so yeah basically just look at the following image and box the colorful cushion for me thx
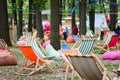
[16,41,26,46]
[102,50,120,60]
[43,40,50,48]
[0,49,9,53]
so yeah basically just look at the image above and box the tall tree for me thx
[59,0,62,24]
[109,0,118,31]
[89,1,95,33]
[17,0,23,40]
[71,0,75,28]
[11,0,17,25]
[34,0,47,38]
[50,0,60,50]
[35,5,44,38]
[28,0,33,32]
[79,0,87,35]
[0,0,12,46]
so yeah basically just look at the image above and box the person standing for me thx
[63,26,68,41]
[100,22,105,40]
[72,25,79,42]
[72,25,78,35]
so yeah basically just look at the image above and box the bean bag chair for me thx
[66,34,75,43]
[102,50,120,60]
[45,44,62,60]
[0,49,9,53]
[72,35,80,42]
[114,30,120,35]
[60,43,71,50]
[0,50,17,66]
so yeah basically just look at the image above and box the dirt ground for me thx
[0,48,120,80]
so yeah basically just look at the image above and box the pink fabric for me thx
[16,41,26,46]
[43,40,50,48]
[0,49,9,52]
[102,50,120,60]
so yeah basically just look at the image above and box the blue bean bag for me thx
[60,44,71,50]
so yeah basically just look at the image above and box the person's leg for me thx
[100,31,104,40]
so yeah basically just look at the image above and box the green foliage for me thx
[33,0,47,10]
[88,2,104,12]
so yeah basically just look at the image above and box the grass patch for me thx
[104,63,119,71]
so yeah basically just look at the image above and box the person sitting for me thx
[114,21,120,35]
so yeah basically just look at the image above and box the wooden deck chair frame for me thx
[58,49,82,80]
[95,34,119,52]
[17,46,54,75]
[68,53,113,80]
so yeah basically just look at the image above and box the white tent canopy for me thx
[86,13,108,28]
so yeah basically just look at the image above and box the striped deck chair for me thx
[95,34,119,52]
[72,41,81,49]
[26,41,54,59]
[45,44,62,60]
[68,54,113,80]
[17,46,54,75]
[77,38,94,54]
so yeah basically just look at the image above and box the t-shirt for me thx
[72,27,78,35]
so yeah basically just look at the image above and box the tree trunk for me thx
[35,6,44,38]
[72,0,75,28]
[79,0,87,35]
[109,0,118,31]
[59,0,62,24]
[0,0,12,46]
[17,1,23,40]
[28,0,33,32]
[11,0,17,25]
[89,2,95,33]
[50,0,60,50]
[33,4,36,28]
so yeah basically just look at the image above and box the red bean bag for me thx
[0,50,17,66]
[66,34,75,43]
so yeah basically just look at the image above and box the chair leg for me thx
[28,65,45,75]
[17,62,35,73]
[71,69,75,80]
[45,63,54,72]
[65,64,69,80]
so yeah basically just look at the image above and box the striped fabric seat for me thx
[78,39,94,55]
[26,41,54,59]
[45,44,62,60]
[103,32,113,45]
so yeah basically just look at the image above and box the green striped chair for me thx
[77,38,94,55]
[45,44,62,60]
[26,41,54,59]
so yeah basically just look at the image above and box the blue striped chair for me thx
[77,38,94,55]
